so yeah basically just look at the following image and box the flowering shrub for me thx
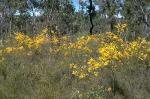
[66,32,150,80]
[0,26,150,98]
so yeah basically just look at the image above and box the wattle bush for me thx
[0,26,150,99]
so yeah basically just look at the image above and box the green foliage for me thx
[86,86,105,99]
[0,0,150,99]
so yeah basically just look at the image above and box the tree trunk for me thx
[89,0,94,35]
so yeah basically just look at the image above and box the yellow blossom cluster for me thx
[87,58,101,72]
[34,33,49,48]
[15,32,26,44]
[69,63,88,79]
[4,27,65,55]
[98,43,122,67]
[5,46,24,54]
[50,36,59,44]
[69,32,150,79]
[1,27,150,80]
[115,22,128,33]
[104,32,123,43]
[15,31,48,49]
[70,35,97,48]
[67,35,97,54]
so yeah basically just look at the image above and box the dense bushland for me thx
[0,23,150,99]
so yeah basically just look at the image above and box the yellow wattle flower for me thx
[5,47,15,53]
[41,27,48,34]
[94,72,98,77]
[15,32,25,44]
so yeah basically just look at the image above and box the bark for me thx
[89,0,94,35]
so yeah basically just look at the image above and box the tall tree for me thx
[89,0,94,35]
[122,0,150,38]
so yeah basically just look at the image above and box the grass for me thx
[0,27,150,99]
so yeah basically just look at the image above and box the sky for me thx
[72,0,80,11]
[72,0,99,11]
[27,0,81,16]
[14,0,80,16]
[72,0,123,18]
[16,0,121,17]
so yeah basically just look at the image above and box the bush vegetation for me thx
[0,23,150,99]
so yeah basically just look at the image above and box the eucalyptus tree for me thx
[122,0,150,38]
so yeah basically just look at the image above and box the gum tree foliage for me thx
[0,0,77,36]
[122,0,150,38]
[0,0,150,38]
